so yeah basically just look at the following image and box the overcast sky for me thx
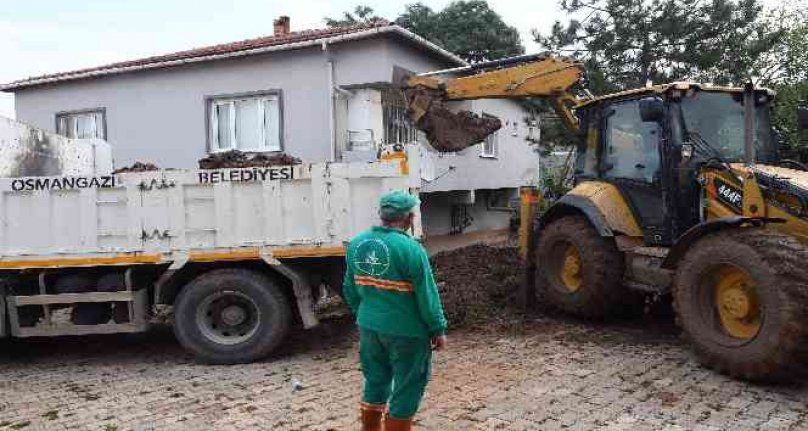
[0,0,790,119]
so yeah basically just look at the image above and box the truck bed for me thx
[0,151,420,269]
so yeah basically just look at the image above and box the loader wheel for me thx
[673,229,808,381]
[535,216,625,318]
[173,269,291,364]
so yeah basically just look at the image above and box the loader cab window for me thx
[573,111,600,179]
[602,100,661,183]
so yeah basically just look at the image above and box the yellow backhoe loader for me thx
[402,53,808,381]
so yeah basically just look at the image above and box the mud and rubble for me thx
[112,161,159,174]
[432,244,522,327]
[404,87,502,152]
[198,150,302,169]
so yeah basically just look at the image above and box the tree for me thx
[327,1,525,63]
[766,22,808,161]
[535,0,788,93]
[396,1,524,63]
[324,5,386,27]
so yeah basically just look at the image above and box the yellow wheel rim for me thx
[560,244,583,292]
[713,266,761,339]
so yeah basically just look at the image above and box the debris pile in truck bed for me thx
[432,244,523,327]
[198,150,302,169]
[113,161,159,174]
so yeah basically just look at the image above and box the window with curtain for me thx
[209,93,281,152]
[56,109,106,139]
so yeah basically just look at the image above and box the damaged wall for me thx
[0,116,112,177]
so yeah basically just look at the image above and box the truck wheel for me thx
[535,215,625,318]
[673,229,808,381]
[173,269,292,364]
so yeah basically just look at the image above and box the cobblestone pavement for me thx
[1,313,806,431]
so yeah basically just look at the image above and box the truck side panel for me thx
[0,152,419,264]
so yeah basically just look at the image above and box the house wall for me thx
[14,47,331,168]
[13,36,456,170]
[421,189,516,237]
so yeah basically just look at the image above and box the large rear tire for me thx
[673,228,808,381]
[173,269,292,364]
[535,215,626,318]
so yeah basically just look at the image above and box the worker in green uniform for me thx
[343,189,448,431]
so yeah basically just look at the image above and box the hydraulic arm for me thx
[402,53,588,151]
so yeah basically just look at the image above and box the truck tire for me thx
[673,228,808,381]
[535,215,625,318]
[173,269,292,364]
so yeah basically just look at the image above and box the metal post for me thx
[743,82,756,165]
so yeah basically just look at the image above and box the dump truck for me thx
[0,123,421,364]
[402,53,808,381]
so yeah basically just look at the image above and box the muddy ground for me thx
[432,244,523,328]
[0,245,806,430]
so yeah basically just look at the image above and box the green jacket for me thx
[343,226,447,339]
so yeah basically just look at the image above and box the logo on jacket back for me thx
[354,238,391,276]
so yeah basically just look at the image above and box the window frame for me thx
[204,89,284,153]
[381,88,419,146]
[54,107,107,140]
[600,99,662,184]
[480,113,498,158]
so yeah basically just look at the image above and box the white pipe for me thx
[323,41,336,162]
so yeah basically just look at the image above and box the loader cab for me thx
[573,84,778,246]
[574,91,671,245]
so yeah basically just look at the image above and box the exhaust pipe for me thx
[743,82,756,166]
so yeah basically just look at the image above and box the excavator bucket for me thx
[397,52,586,152]
[403,86,502,152]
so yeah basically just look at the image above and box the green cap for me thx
[379,189,420,218]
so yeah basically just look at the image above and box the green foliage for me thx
[772,81,808,161]
[779,22,808,83]
[538,0,807,158]
[324,5,385,27]
[540,163,573,202]
[326,1,525,63]
[396,1,524,63]
[521,100,577,154]
[761,20,808,161]
[535,0,788,92]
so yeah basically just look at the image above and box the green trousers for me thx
[359,328,433,419]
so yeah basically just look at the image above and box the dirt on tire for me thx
[673,228,808,381]
[432,244,523,328]
[534,216,626,319]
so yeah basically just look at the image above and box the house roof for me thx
[2,22,466,91]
